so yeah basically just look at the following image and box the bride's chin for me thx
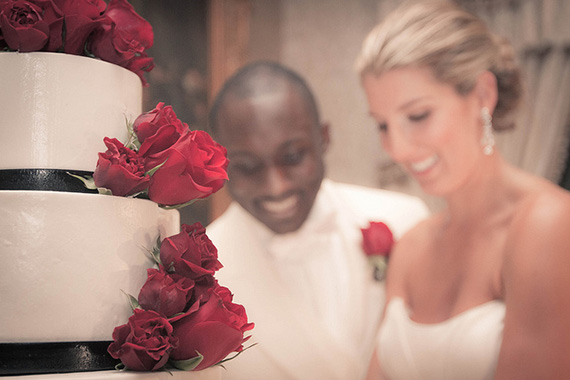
[415,178,446,197]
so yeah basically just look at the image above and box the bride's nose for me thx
[382,127,415,163]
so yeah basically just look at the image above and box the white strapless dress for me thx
[378,297,505,380]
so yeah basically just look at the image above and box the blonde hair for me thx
[356,0,522,130]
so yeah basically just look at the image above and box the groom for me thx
[206,61,428,380]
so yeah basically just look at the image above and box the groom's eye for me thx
[231,161,263,176]
[280,148,305,166]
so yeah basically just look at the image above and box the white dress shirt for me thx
[207,179,429,380]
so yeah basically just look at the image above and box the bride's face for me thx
[362,67,484,197]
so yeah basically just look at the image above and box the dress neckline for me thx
[388,297,505,327]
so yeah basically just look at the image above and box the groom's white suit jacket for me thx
[207,179,429,380]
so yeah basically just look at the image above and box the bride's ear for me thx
[475,71,498,113]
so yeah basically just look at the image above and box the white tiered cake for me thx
[0,52,221,380]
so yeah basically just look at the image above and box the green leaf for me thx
[216,342,258,366]
[127,189,148,199]
[145,159,168,177]
[97,187,113,196]
[124,116,141,150]
[369,256,388,269]
[114,362,126,371]
[121,290,140,311]
[170,352,204,371]
[67,172,98,190]
[160,198,196,210]
[150,243,162,266]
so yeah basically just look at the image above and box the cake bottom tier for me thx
[0,190,180,344]
[0,190,181,375]
[1,367,222,380]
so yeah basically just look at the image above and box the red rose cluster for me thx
[108,223,254,372]
[93,102,229,208]
[0,0,154,83]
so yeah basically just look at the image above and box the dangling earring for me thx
[480,107,495,156]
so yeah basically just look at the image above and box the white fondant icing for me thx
[1,367,222,380]
[0,52,142,171]
[0,191,179,343]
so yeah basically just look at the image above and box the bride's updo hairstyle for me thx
[356,0,523,130]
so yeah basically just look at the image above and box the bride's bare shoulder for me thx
[504,179,570,285]
[392,212,442,253]
[509,179,570,244]
[387,214,440,270]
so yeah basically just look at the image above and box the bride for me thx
[356,1,570,379]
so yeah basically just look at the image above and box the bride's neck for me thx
[443,154,517,226]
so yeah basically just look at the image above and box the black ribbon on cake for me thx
[0,341,120,375]
[0,169,98,193]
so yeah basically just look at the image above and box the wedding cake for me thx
[0,52,221,380]
[0,0,253,376]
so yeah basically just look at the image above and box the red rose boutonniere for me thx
[361,221,394,281]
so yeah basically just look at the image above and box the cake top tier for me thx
[0,52,142,172]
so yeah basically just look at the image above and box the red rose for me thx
[93,137,149,196]
[0,0,64,52]
[160,223,223,280]
[53,0,106,54]
[144,130,229,206]
[361,221,394,257]
[88,0,153,84]
[132,103,227,206]
[170,285,254,371]
[191,274,218,305]
[133,102,189,146]
[138,268,195,318]
[108,308,178,371]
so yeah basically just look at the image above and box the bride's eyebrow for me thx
[399,96,431,110]
[369,96,431,119]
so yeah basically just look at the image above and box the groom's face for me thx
[215,84,327,234]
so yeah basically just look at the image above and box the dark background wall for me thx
[131,0,211,226]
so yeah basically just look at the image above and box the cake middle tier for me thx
[0,191,179,343]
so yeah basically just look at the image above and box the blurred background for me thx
[130,0,570,226]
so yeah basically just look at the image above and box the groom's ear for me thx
[319,122,331,153]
